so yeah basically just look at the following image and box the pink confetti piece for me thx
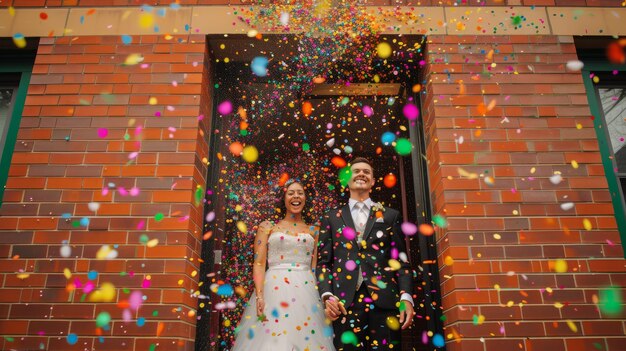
[128,152,138,159]
[97,128,108,138]
[102,187,109,196]
[142,279,151,289]
[129,187,140,196]
[137,220,145,230]
[118,187,128,196]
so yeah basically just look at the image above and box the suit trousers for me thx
[332,285,401,350]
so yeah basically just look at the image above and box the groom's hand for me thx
[399,300,415,330]
[324,296,347,320]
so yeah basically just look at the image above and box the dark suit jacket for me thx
[316,203,414,310]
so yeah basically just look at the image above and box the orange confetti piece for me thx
[156,322,165,336]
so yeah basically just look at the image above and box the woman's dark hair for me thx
[274,179,315,225]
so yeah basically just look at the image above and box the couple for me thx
[232,157,416,350]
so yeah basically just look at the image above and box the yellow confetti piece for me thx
[149,97,158,105]
[458,167,478,179]
[546,287,553,293]
[576,123,583,130]
[64,268,72,279]
[506,300,515,307]
[494,284,501,291]
[388,259,401,271]
[554,302,564,309]
[146,238,159,248]
[583,218,592,230]
[566,320,578,333]
[139,13,154,28]
[236,221,248,233]
[96,245,113,259]
[444,256,454,266]
[376,42,392,59]
[571,160,579,169]
[386,316,400,330]
[191,270,197,277]
[553,259,568,273]
[124,53,144,65]
[16,273,30,279]
[177,279,184,285]
[9,6,15,16]
[89,282,116,302]
[493,233,501,240]
[530,167,536,174]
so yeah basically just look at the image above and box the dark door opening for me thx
[195,35,444,351]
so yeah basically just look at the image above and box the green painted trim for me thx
[0,71,31,208]
[581,68,626,258]
[0,64,33,73]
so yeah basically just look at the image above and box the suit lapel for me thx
[340,204,356,236]
[362,207,376,241]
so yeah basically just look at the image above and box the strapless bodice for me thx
[267,232,314,270]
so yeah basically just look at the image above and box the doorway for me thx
[195,35,444,351]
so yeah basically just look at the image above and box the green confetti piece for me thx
[338,166,352,187]
[599,287,623,316]
[432,214,448,228]
[139,234,149,244]
[394,138,412,156]
[149,344,156,351]
[340,331,358,346]
[152,310,159,317]
[399,300,406,312]
[302,143,310,152]
[194,186,204,206]
[154,213,164,222]
[5,337,14,342]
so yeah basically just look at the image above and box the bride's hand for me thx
[256,296,265,317]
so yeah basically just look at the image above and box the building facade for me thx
[0,1,625,351]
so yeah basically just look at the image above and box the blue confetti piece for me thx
[80,217,89,226]
[61,213,72,219]
[141,5,154,12]
[67,334,78,345]
[153,26,160,33]
[247,328,254,339]
[432,333,445,348]
[87,270,98,280]
[137,317,145,327]
[80,16,84,24]
[157,8,166,17]
[170,3,181,10]
[216,284,233,296]
[121,35,132,45]
[184,24,190,31]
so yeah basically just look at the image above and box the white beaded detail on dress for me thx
[267,232,314,270]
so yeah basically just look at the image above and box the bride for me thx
[231,180,335,351]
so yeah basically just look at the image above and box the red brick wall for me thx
[423,35,626,351]
[1,0,623,7]
[0,35,210,350]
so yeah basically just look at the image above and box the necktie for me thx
[355,202,368,235]
[354,202,368,291]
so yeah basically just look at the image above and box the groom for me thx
[317,157,415,350]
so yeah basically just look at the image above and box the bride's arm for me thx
[253,221,272,300]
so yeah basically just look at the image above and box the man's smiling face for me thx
[348,161,375,194]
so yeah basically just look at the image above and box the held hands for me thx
[398,300,415,330]
[324,296,347,321]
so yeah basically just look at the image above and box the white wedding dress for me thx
[231,232,335,351]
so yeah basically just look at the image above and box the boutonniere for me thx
[371,202,385,214]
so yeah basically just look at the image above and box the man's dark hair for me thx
[351,157,373,170]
